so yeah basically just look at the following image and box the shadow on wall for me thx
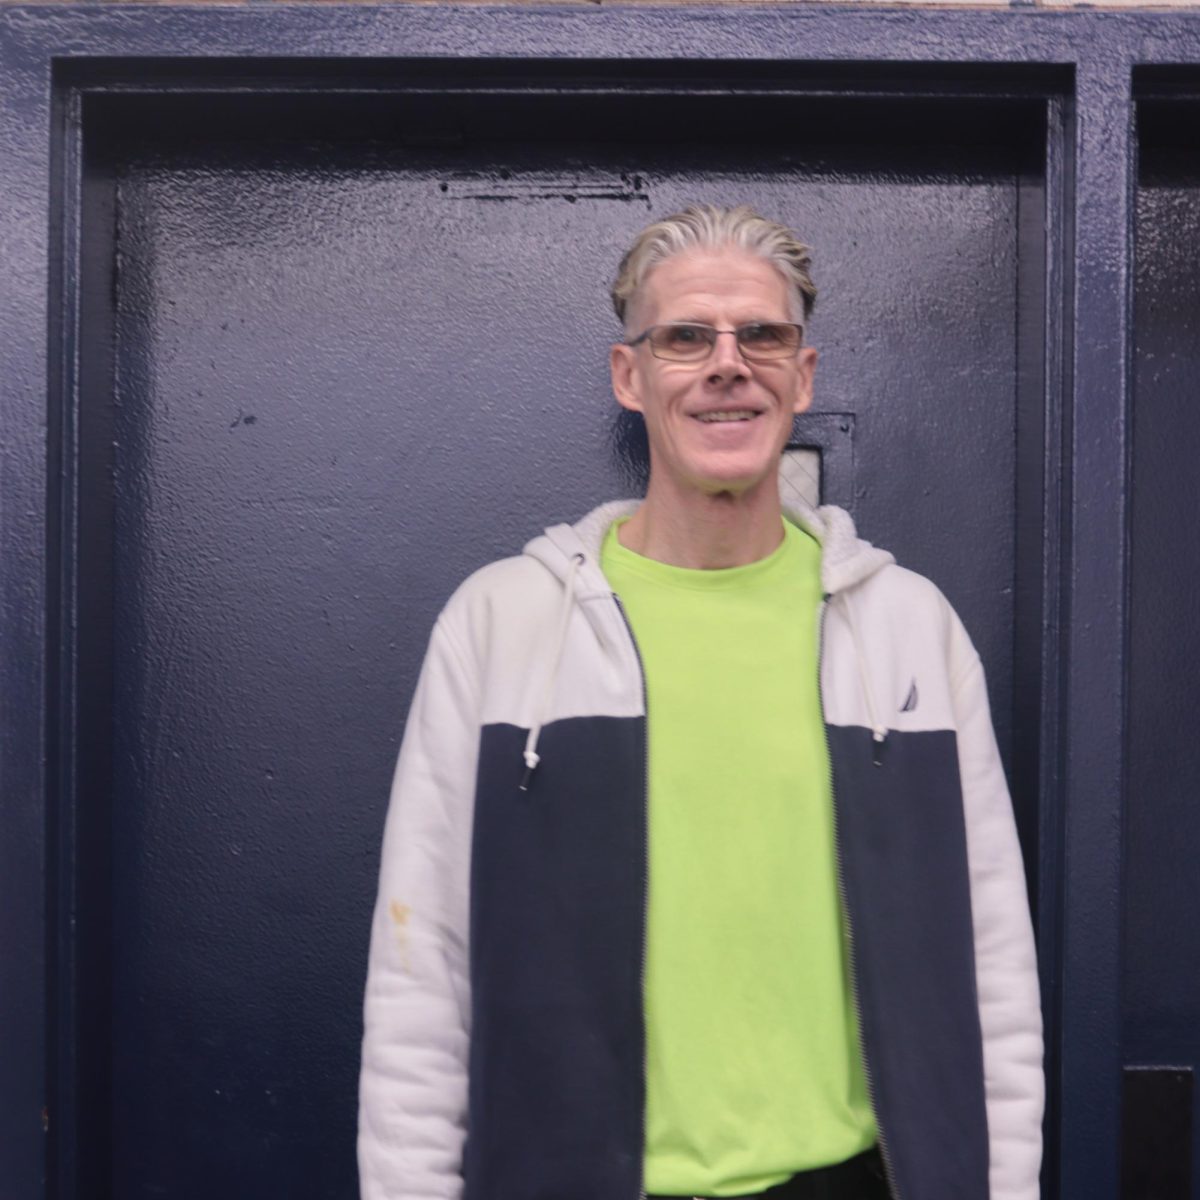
[612,409,650,494]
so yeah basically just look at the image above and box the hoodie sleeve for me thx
[359,612,480,1200]
[949,612,1045,1200]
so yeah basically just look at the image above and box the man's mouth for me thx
[692,410,760,424]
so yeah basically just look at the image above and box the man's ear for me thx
[791,346,818,415]
[610,343,645,414]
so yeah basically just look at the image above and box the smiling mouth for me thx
[692,410,761,423]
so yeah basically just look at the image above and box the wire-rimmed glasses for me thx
[625,321,804,363]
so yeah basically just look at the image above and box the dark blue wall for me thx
[1,10,1199,1200]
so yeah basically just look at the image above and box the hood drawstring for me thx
[520,502,897,783]
[520,552,585,792]
[839,591,890,766]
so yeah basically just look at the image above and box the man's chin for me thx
[689,468,777,501]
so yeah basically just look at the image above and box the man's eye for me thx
[740,323,781,346]
[665,325,707,346]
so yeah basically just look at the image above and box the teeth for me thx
[695,410,757,423]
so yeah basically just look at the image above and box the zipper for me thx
[612,593,651,1200]
[818,595,904,1200]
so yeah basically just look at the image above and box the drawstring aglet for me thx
[871,729,888,768]
[519,749,541,792]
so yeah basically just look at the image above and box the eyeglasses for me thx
[625,321,804,363]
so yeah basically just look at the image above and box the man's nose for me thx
[705,329,749,380]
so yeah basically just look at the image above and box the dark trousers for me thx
[646,1146,892,1200]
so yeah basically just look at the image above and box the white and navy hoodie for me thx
[358,499,1044,1200]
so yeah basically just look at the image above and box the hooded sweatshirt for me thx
[358,498,1044,1200]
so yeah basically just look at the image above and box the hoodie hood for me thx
[523,496,894,598]
[516,497,897,787]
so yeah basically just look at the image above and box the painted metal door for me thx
[77,88,1041,1198]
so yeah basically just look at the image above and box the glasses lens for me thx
[736,322,802,359]
[648,324,716,360]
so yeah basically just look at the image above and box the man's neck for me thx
[618,480,787,569]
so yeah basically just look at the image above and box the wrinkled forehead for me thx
[632,246,799,326]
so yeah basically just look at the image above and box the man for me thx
[358,204,1044,1200]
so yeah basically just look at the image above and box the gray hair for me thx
[611,203,817,330]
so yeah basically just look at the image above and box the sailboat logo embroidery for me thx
[899,679,919,713]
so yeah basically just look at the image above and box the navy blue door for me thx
[73,89,1043,1198]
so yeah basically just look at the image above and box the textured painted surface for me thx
[0,15,52,1200]
[101,110,1023,1196]
[1052,61,1133,1200]
[1126,127,1200,1096]
[3,0,1199,8]
[0,2,1188,63]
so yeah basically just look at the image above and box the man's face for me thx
[610,247,816,502]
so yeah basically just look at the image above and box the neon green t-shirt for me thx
[600,518,877,1197]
